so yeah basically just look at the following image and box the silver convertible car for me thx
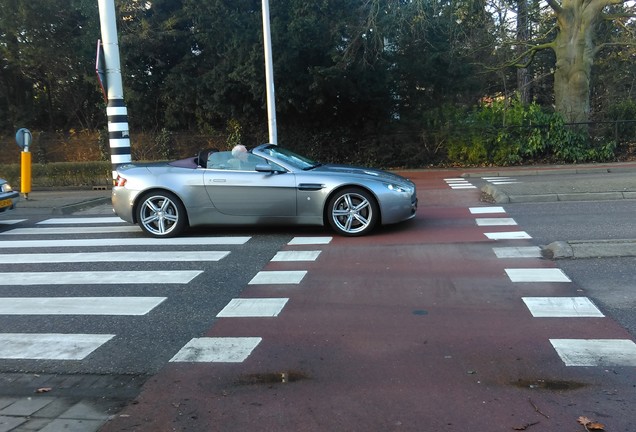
[112,144,417,237]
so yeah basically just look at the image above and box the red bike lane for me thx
[101,170,636,432]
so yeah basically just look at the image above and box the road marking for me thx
[288,237,332,245]
[550,339,636,366]
[444,179,477,189]
[475,218,517,226]
[0,251,229,264]
[505,268,571,283]
[248,270,307,285]
[0,237,250,248]
[2,226,141,235]
[469,207,506,214]
[483,177,519,185]
[482,177,519,184]
[0,219,26,225]
[170,337,262,362]
[38,217,126,224]
[0,271,203,286]
[271,251,321,261]
[522,297,604,317]
[485,231,531,240]
[217,298,289,317]
[0,334,114,360]
[493,246,542,258]
[0,297,167,315]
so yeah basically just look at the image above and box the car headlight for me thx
[385,183,412,194]
[1,183,13,193]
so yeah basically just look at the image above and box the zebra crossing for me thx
[471,205,636,367]
[444,176,520,190]
[0,215,248,364]
[168,236,329,363]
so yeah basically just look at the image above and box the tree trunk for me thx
[516,0,531,105]
[552,0,603,124]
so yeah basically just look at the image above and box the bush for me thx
[0,161,111,188]
[441,96,616,166]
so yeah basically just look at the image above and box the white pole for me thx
[97,0,132,178]
[261,0,277,144]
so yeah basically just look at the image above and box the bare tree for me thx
[511,0,635,123]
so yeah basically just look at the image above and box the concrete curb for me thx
[542,239,636,259]
[51,197,112,215]
[480,185,636,204]
[464,164,636,178]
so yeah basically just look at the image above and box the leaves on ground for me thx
[577,416,606,431]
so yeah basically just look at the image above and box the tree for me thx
[511,0,635,123]
[0,0,102,132]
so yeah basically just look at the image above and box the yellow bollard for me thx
[21,150,31,199]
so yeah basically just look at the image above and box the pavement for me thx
[0,162,635,431]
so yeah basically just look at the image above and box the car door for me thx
[203,157,297,217]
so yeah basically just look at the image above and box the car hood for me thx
[311,164,413,185]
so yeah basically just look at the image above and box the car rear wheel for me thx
[137,191,187,237]
[327,188,378,236]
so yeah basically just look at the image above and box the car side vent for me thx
[298,183,325,191]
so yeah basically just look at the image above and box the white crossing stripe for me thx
[444,178,474,187]
[522,297,604,317]
[0,237,250,248]
[0,333,115,360]
[485,231,531,240]
[0,270,203,286]
[0,251,229,264]
[493,247,542,258]
[0,219,26,225]
[170,337,262,363]
[249,270,307,285]
[505,268,571,283]
[475,218,517,226]
[470,207,506,214]
[288,237,332,245]
[2,226,140,235]
[482,177,517,184]
[550,339,636,367]
[0,297,166,315]
[271,251,321,262]
[38,217,125,224]
[217,298,289,317]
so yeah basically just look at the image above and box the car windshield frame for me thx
[258,145,319,170]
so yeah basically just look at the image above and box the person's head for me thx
[231,144,248,161]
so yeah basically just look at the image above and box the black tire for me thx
[327,188,379,236]
[136,191,187,238]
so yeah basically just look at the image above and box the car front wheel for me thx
[327,188,378,236]
[136,191,187,237]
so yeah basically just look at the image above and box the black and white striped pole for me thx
[97,0,131,180]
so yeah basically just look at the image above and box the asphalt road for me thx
[503,200,636,338]
[0,212,292,375]
[2,168,636,432]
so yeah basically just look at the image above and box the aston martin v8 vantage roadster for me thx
[112,144,417,237]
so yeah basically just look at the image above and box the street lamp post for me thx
[262,0,277,145]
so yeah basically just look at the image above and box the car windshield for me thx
[260,145,319,170]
